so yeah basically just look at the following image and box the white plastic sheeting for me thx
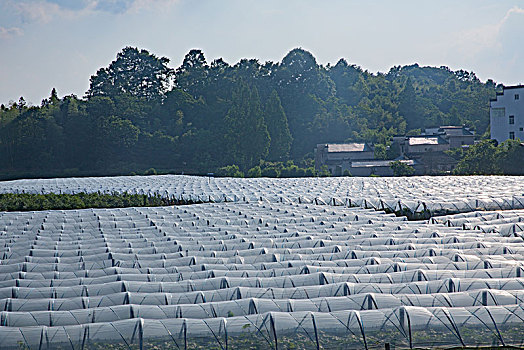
[431,209,524,238]
[0,203,524,349]
[2,175,524,216]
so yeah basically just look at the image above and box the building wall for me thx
[490,86,524,143]
[411,152,457,174]
[324,151,374,161]
[314,145,326,170]
[325,159,352,175]
[350,164,423,177]
[446,135,475,149]
[350,166,394,177]
[406,143,449,153]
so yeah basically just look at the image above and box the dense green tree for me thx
[398,77,418,130]
[216,164,244,177]
[91,115,140,170]
[86,47,173,101]
[246,165,262,178]
[390,161,415,176]
[61,95,91,170]
[86,96,115,118]
[276,48,335,100]
[205,58,235,112]
[224,84,270,170]
[175,49,209,99]
[275,48,337,157]
[111,93,154,131]
[453,139,524,175]
[264,90,292,161]
[41,88,59,108]
[328,59,363,105]
[454,140,500,175]
[374,144,388,160]
[496,139,524,175]
[98,115,140,149]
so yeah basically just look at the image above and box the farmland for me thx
[0,175,523,349]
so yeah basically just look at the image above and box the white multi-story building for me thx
[490,85,524,143]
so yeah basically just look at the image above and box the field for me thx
[0,175,523,349]
[2,175,524,218]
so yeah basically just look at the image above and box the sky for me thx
[1,0,524,105]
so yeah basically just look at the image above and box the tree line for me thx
[0,47,500,179]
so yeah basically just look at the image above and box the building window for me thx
[516,94,520,100]
[509,115,515,124]
[492,107,505,118]
[521,127,524,132]
[510,132,515,140]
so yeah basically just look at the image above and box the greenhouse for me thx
[0,199,523,349]
[2,175,524,217]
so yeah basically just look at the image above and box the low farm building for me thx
[315,125,471,176]
[394,126,475,155]
[350,159,419,177]
[395,135,449,154]
[315,143,374,175]
[432,126,475,148]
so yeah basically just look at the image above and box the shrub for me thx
[246,166,262,178]
[305,167,316,176]
[144,168,157,175]
[295,167,306,177]
[281,165,300,177]
[317,165,331,177]
[217,165,244,177]
[390,161,415,176]
[261,167,280,177]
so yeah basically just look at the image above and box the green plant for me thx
[390,160,415,176]
[216,165,244,177]
[144,168,158,175]
[317,165,331,177]
[246,166,262,178]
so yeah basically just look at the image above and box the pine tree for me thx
[224,83,270,170]
[264,90,292,161]
[398,77,418,129]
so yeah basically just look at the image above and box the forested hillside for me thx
[0,47,498,179]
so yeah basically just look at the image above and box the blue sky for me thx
[1,0,523,105]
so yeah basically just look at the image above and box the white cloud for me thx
[454,7,523,53]
[501,6,524,22]
[451,6,524,84]
[0,26,23,39]
[13,1,60,23]
[92,0,135,14]
[7,0,180,23]
[91,0,181,14]
[8,0,94,24]
[128,0,180,12]
[496,8,524,77]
